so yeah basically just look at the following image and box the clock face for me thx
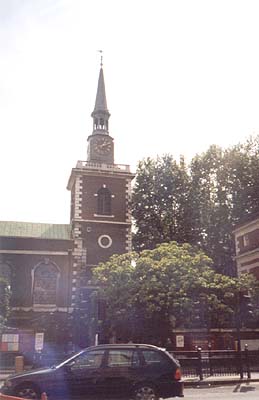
[93,137,112,155]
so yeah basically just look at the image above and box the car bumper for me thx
[159,380,184,398]
[0,385,14,396]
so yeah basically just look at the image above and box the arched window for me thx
[97,187,111,215]
[32,261,59,306]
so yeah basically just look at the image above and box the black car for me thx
[0,344,184,400]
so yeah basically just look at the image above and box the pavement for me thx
[183,372,259,387]
[1,370,259,389]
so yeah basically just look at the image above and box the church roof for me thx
[0,221,71,240]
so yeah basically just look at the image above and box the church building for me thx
[0,63,135,352]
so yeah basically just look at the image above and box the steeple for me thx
[91,66,110,135]
[87,61,114,164]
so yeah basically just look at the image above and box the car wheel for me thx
[134,384,159,400]
[15,383,41,399]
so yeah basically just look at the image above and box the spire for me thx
[91,60,110,134]
[93,68,109,112]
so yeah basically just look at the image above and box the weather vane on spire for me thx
[98,50,103,67]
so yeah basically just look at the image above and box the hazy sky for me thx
[1,0,259,223]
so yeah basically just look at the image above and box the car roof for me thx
[85,344,166,351]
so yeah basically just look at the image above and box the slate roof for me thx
[0,221,71,240]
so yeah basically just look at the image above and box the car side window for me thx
[71,350,105,370]
[141,350,169,367]
[107,349,140,368]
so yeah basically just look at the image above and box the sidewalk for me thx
[183,372,259,387]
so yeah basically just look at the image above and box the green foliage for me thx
[132,136,259,275]
[132,155,191,251]
[93,242,255,343]
[0,276,11,328]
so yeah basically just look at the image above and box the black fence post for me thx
[244,344,251,379]
[236,323,243,379]
[236,348,243,379]
[197,347,203,381]
[208,343,213,376]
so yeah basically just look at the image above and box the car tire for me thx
[133,384,159,400]
[14,383,41,399]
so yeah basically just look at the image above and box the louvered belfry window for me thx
[97,187,111,215]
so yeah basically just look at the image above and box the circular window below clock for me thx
[98,234,112,249]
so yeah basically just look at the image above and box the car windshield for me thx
[53,349,86,369]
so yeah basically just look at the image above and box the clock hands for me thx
[93,138,112,154]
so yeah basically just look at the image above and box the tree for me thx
[132,136,259,276]
[0,276,11,329]
[188,139,259,275]
[188,145,236,274]
[93,242,256,344]
[132,155,192,251]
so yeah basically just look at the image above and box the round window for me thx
[98,235,112,249]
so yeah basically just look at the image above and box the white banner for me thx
[35,332,44,351]
[176,335,184,348]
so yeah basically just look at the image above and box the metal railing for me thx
[171,347,258,380]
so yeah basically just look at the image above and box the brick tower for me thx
[67,62,135,344]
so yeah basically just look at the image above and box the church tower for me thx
[67,62,135,327]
